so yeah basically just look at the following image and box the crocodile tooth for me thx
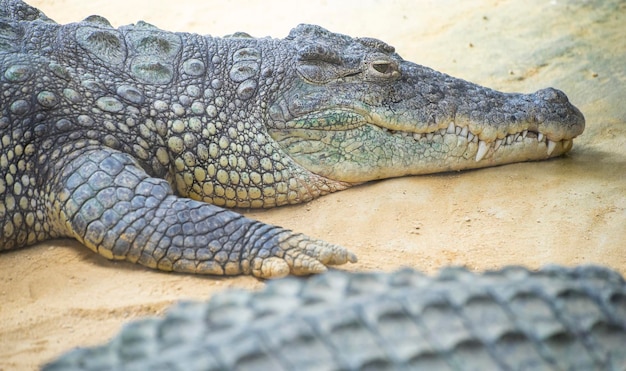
[455,126,462,135]
[413,133,422,140]
[475,140,489,162]
[547,140,557,156]
[460,126,469,138]
[494,139,503,151]
[467,133,474,142]
[447,122,456,134]
[506,135,513,145]
[426,133,434,141]
[563,139,573,151]
[538,133,544,142]
[522,130,528,138]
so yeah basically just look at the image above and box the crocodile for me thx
[0,0,585,278]
[44,265,626,370]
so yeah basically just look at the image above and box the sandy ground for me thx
[1,0,625,369]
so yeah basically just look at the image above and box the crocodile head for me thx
[267,25,585,183]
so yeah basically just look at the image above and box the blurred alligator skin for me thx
[46,266,625,370]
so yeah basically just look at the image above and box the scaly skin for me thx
[0,0,584,277]
[44,266,626,370]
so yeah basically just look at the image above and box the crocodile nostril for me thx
[536,87,567,103]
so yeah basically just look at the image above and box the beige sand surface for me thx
[1,0,625,369]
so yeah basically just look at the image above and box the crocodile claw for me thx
[252,233,357,279]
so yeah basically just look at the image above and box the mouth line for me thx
[378,121,573,161]
[278,109,575,162]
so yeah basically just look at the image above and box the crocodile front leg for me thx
[46,146,356,278]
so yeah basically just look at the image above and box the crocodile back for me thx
[45,265,626,370]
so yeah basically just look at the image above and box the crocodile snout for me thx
[532,87,585,141]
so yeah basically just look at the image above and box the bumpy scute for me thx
[44,266,626,370]
[0,0,354,276]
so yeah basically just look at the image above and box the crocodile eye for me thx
[372,61,391,74]
[368,59,400,80]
